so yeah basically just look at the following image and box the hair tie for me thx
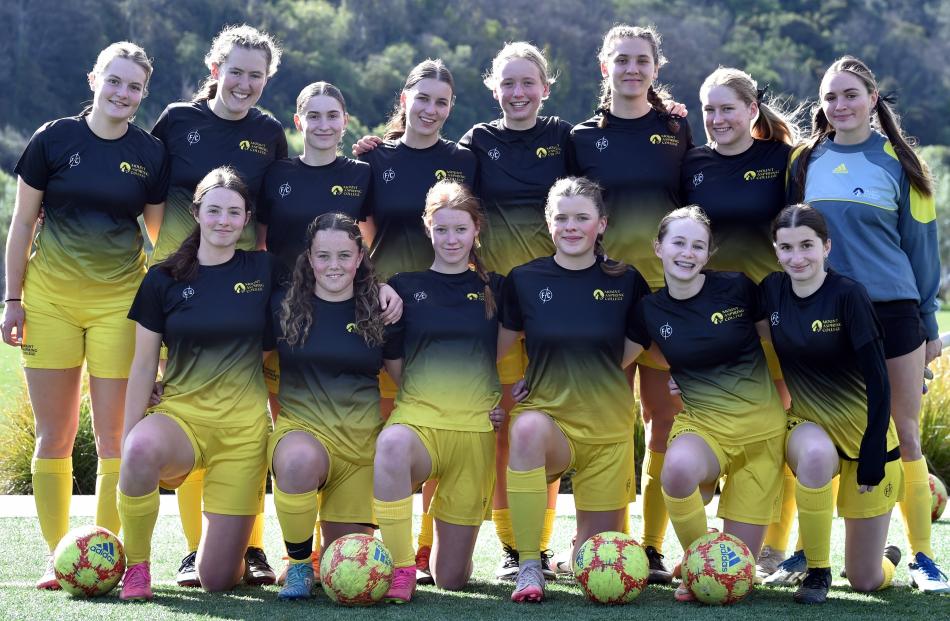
[756,84,771,102]
[878,90,898,106]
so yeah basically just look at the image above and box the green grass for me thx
[1,509,948,619]
[937,309,950,335]
[0,340,25,419]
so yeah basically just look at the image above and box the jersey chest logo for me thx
[68,153,81,168]
[536,145,561,158]
[413,291,427,302]
[595,136,608,152]
[488,147,501,161]
[770,312,780,326]
[279,182,291,198]
[383,168,396,183]
[692,172,704,187]
[660,322,673,339]
[538,287,553,304]
[187,129,201,145]
[233,280,264,294]
[182,286,195,300]
[811,318,841,334]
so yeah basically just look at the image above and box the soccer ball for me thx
[682,532,754,605]
[572,531,649,604]
[320,534,393,605]
[931,473,948,522]
[52,525,125,597]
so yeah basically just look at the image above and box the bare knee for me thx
[794,445,837,488]
[273,446,321,491]
[197,559,242,592]
[661,452,700,497]
[120,435,162,481]
[374,426,414,470]
[508,412,551,454]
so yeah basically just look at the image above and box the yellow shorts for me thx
[784,416,903,519]
[401,424,495,526]
[21,298,135,378]
[762,339,784,381]
[379,370,398,400]
[670,418,784,525]
[497,337,529,385]
[551,419,636,512]
[156,411,269,516]
[263,354,280,395]
[268,416,374,524]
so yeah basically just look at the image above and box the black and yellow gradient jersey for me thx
[258,156,371,273]
[15,116,168,308]
[682,140,791,283]
[270,290,400,465]
[387,269,503,432]
[359,139,477,280]
[129,250,277,427]
[760,271,897,485]
[569,110,692,289]
[150,101,287,260]
[502,257,650,443]
[459,117,570,275]
[631,271,785,443]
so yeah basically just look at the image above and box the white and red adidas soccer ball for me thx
[53,525,125,597]
[682,531,755,605]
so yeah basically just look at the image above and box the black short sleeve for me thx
[147,152,170,204]
[14,124,52,191]
[628,300,653,348]
[128,268,167,334]
[500,272,524,331]
[842,283,882,351]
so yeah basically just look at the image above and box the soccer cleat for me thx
[36,555,61,590]
[384,566,416,604]
[540,549,557,581]
[244,547,277,586]
[277,551,321,586]
[496,544,520,580]
[120,562,153,601]
[511,559,545,603]
[793,567,831,604]
[645,546,673,584]
[908,551,950,594]
[277,562,314,600]
[674,582,696,602]
[176,550,200,587]
[415,544,434,585]
[755,545,786,583]
[763,548,807,586]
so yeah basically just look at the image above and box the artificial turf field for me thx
[0,501,947,621]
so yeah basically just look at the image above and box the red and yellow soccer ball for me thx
[52,525,126,597]
[572,531,649,604]
[682,532,755,605]
[931,473,948,522]
[320,534,393,606]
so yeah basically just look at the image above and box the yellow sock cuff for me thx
[663,488,704,517]
[900,457,934,557]
[275,485,318,514]
[492,508,515,548]
[275,486,319,547]
[795,480,833,511]
[795,480,833,568]
[118,488,159,515]
[903,457,929,482]
[645,450,665,478]
[97,457,121,475]
[373,496,414,568]
[877,555,896,590]
[32,457,71,474]
[663,488,707,549]
[373,496,413,522]
[418,511,434,548]
[506,467,547,492]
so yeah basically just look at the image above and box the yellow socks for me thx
[274,485,318,563]
[899,457,934,557]
[877,554,896,590]
[176,469,204,552]
[507,467,547,562]
[118,488,159,564]
[663,488,707,550]
[540,508,556,551]
[492,508,515,549]
[32,457,72,552]
[418,511,434,549]
[641,450,668,549]
[94,457,121,535]
[374,496,414,568]
[796,480,833,568]
[247,477,267,549]
[763,465,796,551]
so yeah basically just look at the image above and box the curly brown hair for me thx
[279,213,385,348]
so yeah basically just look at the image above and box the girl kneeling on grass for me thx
[118,167,277,600]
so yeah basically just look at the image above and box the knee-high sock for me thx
[796,480,833,569]
[540,508,556,550]
[876,554,896,590]
[313,493,322,559]
[492,508,515,549]
[417,511,434,549]
[176,469,204,553]
[899,457,934,557]
[763,465,796,551]
[247,477,266,549]
[274,485,318,563]
[374,496,414,568]
[507,467,547,562]
[32,457,72,552]
[118,488,159,564]
[94,457,121,535]
[641,450,668,549]
[663,488,707,550]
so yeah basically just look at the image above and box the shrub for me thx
[923,355,950,482]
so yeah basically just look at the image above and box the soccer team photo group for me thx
[1,7,949,615]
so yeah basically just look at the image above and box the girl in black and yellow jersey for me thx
[629,207,786,603]
[761,205,901,604]
[568,24,692,583]
[1,42,167,589]
[373,181,503,604]
[788,57,947,594]
[501,177,651,603]
[118,167,277,601]
[150,24,286,586]
[269,213,399,600]
[459,41,569,581]
[681,66,800,578]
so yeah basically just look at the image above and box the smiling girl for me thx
[1,42,167,589]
